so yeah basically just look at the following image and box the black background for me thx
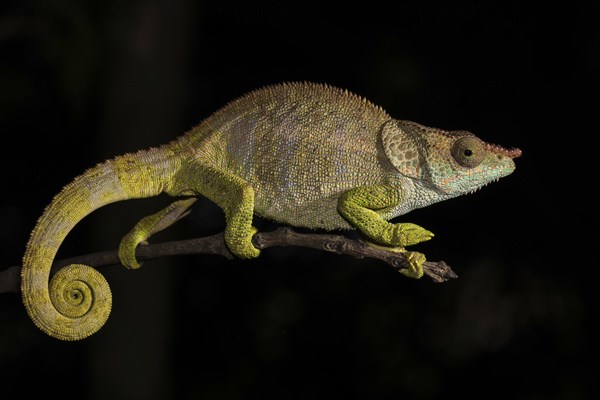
[0,1,595,399]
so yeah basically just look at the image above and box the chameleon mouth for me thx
[468,177,501,194]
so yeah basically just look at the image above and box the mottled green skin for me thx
[21,82,520,340]
[193,83,392,229]
[22,149,181,340]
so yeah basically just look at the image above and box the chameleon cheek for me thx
[429,164,457,190]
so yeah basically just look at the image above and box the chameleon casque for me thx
[21,82,521,340]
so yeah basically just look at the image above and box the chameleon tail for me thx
[21,146,180,340]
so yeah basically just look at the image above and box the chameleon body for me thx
[21,82,521,340]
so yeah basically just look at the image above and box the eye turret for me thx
[451,137,485,168]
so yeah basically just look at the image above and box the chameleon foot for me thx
[364,241,426,279]
[398,251,426,279]
[391,223,434,247]
[117,198,197,270]
[118,231,148,270]
[225,225,261,259]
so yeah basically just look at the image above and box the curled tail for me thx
[21,147,180,340]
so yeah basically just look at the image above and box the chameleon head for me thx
[381,119,522,196]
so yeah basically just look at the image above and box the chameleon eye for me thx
[451,137,485,168]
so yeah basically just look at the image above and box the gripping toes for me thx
[118,231,147,270]
[391,222,434,247]
[399,251,426,279]
[225,225,261,259]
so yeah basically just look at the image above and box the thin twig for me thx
[0,227,457,294]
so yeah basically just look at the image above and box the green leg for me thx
[338,185,434,247]
[338,184,433,279]
[119,197,197,269]
[178,163,260,259]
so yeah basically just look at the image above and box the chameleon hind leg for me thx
[179,162,260,259]
[338,184,433,279]
[119,197,198,269]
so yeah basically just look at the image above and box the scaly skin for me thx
[21,149,181,340]
[21,82,521,340]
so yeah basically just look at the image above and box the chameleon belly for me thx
[197,83,394,229]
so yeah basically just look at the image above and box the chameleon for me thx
[20,82,521,340]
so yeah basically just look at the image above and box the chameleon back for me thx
[187,82,394,230]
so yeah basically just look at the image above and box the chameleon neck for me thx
[21,145,181,340]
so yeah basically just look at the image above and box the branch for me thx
[0,227,457,294]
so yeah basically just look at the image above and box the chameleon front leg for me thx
[119,197,198,269]
[338,184,433,278]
